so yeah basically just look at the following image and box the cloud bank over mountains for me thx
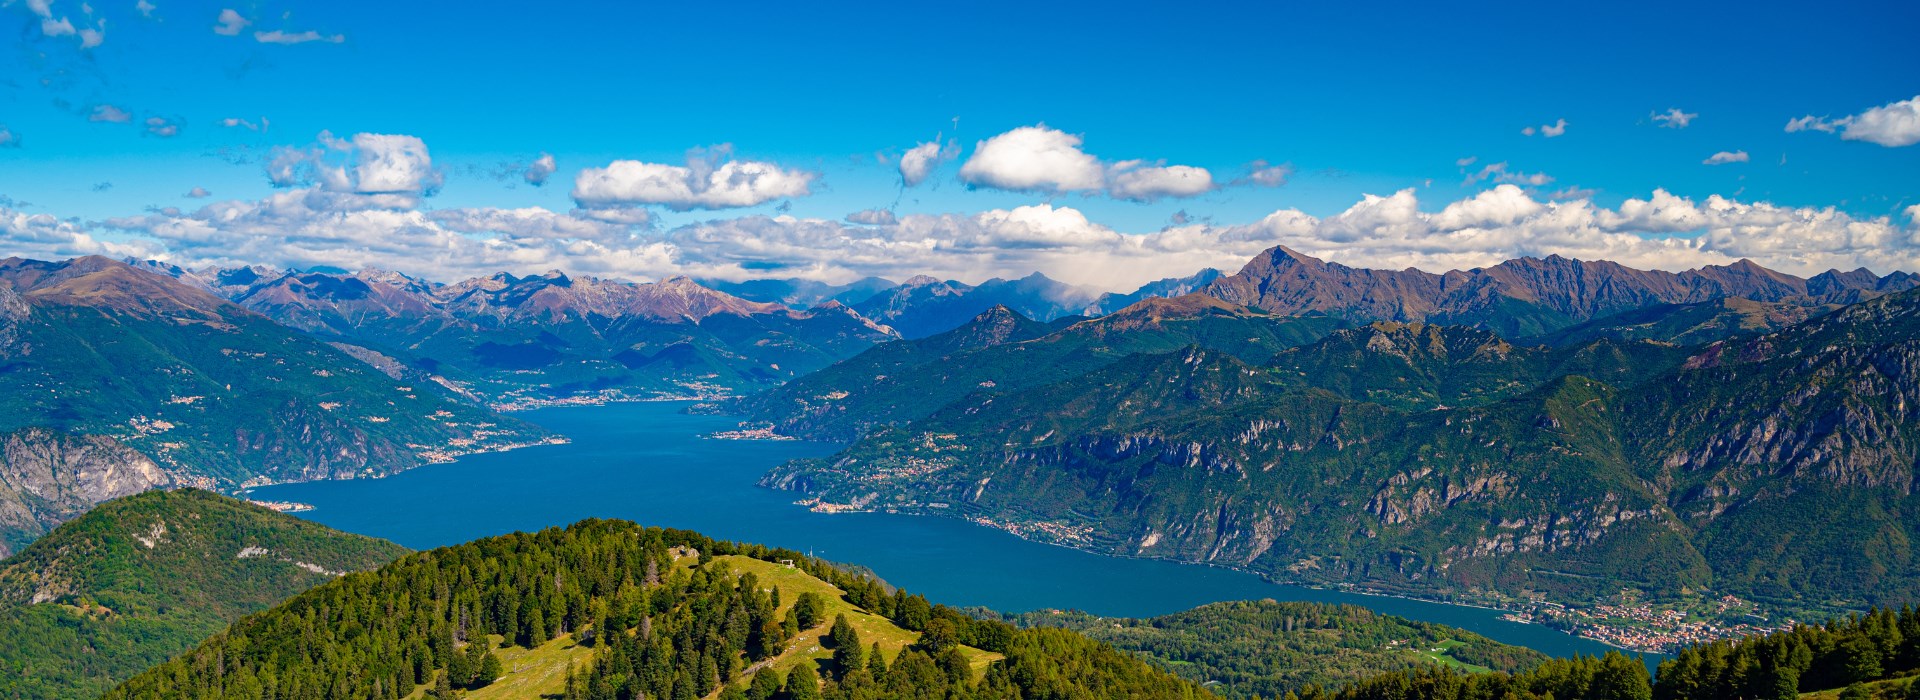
[9,150,1917,291]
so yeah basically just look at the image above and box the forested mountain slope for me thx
[0,489,407,700]
[995,600,1548,699]
[104,519,1213,700]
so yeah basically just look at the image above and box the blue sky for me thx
[2,0,1917,289]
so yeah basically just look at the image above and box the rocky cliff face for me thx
[0,429,171,557]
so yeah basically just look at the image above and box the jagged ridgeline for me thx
[104,520,1212,700]
[0,489,408,700]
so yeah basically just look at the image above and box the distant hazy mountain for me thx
[0,256,548,551]
[1083,268,1224,315]
[168,266,900,403]
[699,276,898,307]
[763,285,1920,612]
[847,272,1106,338]
[1204,246,1919,338]
[0,489,406,700]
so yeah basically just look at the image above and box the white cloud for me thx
[1786,96,1920,147]
[1434,185,1545,229]
[1,204,158,261]
[959,125,1106,194]
[1652,108,1698,128]
[1702,150,1749,165]
[136,0,155,18]
[144,116,179,137]
[1523,118,1568,137]
[1840,96,1920,147]
[1455,156,1478,168]
[254,29,343,44]
[1785,115,1840,134]
[898,140,958,187]
[572,146,816,211]
[185,187,211,198]
[0,126,18,148]
[212,8,248,36]
[957,124,1222,200]
[1107,161,1215,201]
[523,153,556,186]
[89,104,131,123]
[267,131,443,201]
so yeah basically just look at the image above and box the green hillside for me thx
[0,489,408,700]
[104,519,1213,700]
[997,600,1548,699]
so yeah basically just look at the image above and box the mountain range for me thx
[1203,246,1916,338]
[755,279,1920,614]
[0,256,549,556]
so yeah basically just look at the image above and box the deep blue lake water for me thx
[255,401,1651,666]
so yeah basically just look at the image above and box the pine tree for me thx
[783,663,821,700]
[477,648,503,687]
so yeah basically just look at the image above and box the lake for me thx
[255,401,1648,665]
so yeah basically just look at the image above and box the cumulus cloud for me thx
[1703,150,1749,165]
[1522,118,1569,137]
[89,104,132,123]
[0,126,18,148]
[572,145,816,211]
[255,29,343,44]
[523,153,557,186]
[137,0,155,18]
[959,126,1106,194]
[1787,96,1920,147]
[212,8,248,35]
[957,124,1222,201]
[267,131,444,203]
[185,187,210,198]
[144,116,180,137]
[1652,108,1698,128]
[898,140,958,187]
